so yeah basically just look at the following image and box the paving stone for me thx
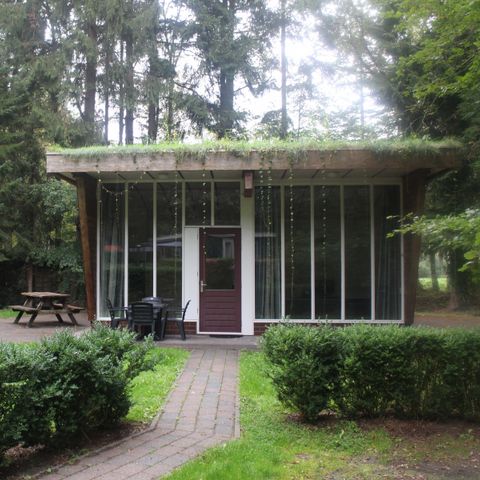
[38,349,239,480]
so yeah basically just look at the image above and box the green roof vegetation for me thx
[49,137,462,159]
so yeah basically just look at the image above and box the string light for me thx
[321,157,328,319]
[201,158,207,258]
[288,160,295,314]
[173,158,179,302]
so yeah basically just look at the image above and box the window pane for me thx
[255,186,281,319]
[344,186,371,319]
[128,183,153,302]
[205,234,235,289]
[185,182,211,225]
[314,186,341,319]
[100,184,125,317]
[215,182,240,225]
[157,183,182,302]
[374,185,401,319]
[285,186,311,319]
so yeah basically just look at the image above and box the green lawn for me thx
[419,276,448,291]
[0,309,15,319]
[166,352,480,480]
[127,347,189,423]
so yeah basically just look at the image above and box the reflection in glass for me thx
[255,186,281,319]
[314,186,341,319]
[157,183,182,302]
[128,184,153,302]
[215,182,240,225]
[375,185,401,319]
[185,182,211,225]
[285,186,311,319]
[345,186,371,319]
[205,234,235,289]
[100,184,125,317]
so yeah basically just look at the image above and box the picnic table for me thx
[10,292,84,327]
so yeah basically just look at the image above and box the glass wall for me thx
[185,182,211,225]
[254,183,402,321]
[128,183,153,302]
[98,179,402,322]
[285,186,311,319]
[215,182,240,225]
[344,186,371,319]
[157,183,182,302]
[314,186,341,319]
[255,186,281,318]
[99,184,125,317]
[374,185,401,319]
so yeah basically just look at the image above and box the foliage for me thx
[55,137,461,159]
[261,324,343,421]
[0,326,155,463]
[395,209,480,285]
[262,324,480,421]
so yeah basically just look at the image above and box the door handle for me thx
[200,280,208,293]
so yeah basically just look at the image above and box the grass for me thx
[127,347,189,423]
[419,276,448,291]
[0,309,15,319]
[166,352,480,480]
[51,137,462,159]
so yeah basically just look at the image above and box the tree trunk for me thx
[218,69,235,138]
[125,29,134,144]
[280,0,288,139]
[84,22,98,142]
[166,88,174,140]
[118,40,124,145]
[103,44,111,145]
[429,251,439,292]
[147,55,159,142]
[447,249,471,310]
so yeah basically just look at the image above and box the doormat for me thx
[209,334,243,338]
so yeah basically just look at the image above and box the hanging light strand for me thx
[201,158,207,258]
[321,157,328,319]
[288,160,295,314]
[173,158,179,301]
[267,157,273,257]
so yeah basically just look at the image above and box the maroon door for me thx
[199,228,241,333]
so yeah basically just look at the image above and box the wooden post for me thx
[76,174,97,322]
[402,169,429,325]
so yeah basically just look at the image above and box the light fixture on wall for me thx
[243,170,253,197]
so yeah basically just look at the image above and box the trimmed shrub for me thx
[262,324,343,421]
[0,326,155,463]
[262,324,480,421]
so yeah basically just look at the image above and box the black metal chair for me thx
[161,300,191,340]
[129,302,156,338]
[106,298,128,329]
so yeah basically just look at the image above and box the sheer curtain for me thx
[255,186,281,319]
[100,184,125,317]
[375,185,401,319]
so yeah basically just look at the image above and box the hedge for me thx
[0,326,155,463]
[262,324,480,422]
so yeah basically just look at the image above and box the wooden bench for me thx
[9,304,84,327]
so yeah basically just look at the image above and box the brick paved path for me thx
[40,349,239,480]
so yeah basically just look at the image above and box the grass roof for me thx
[49,138,462,160]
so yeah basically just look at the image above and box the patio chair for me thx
[106,298,128,329]
[161,300,191,340]
[129,302,156,338]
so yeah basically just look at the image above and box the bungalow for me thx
[46,142,462,335]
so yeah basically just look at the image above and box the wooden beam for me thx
[402,169,429,326]
[46,148,462,175]
[76,174,97,322]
